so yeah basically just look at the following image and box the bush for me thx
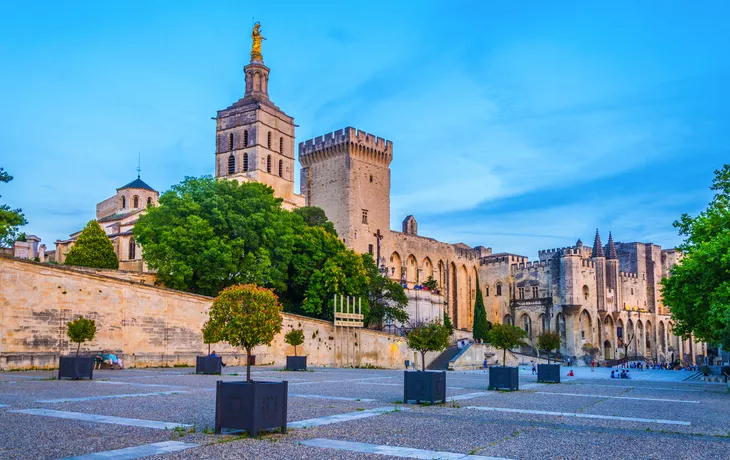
[406,320,450,371]
[422,276,438,291]
[284,329,305,356]
[66,317,97,356]
[488,323,528,366]
[64,220,119,269]
[536,331,561,364]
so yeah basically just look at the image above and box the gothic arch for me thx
[645,320,654,357]
[128,238,136,260]
[133,195,139,208]
[450,262,458,328]
[406,254,418,287]
[458,265,469,329]
[503,313,513,326]
[538,313,547,335]
[422,257,433,283]
[120,196,126,209]
[520,313,532,340]
[437,260,445,290]
[580,310,592,344]
[627,319,635,356]
[390,252,402,282]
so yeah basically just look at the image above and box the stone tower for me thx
[591,229,607,312]
[605,232,620,312]
[299,127,393,258]
[214,29,303,209]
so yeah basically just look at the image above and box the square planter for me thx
[58,356,94,380]
[196,356,222,374]
[489,366,519,391]
[215,380,288,436]
[403,370,446,404]
[285,356,307,371]
[537,364,560,383]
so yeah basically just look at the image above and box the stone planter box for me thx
[403,370,446,404]
[537,364,560,383]
[215,380,288,436]
[196,356,222,374]
[489,366,519,391]
[285,356,307,371]
[58,356,94,380]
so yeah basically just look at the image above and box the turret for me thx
[591,229,606,311]
[605,232,620,311]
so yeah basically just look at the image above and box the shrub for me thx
[284,329,305,356]
[488,323,528,366]
[66,317,97,356]
[405,320,450,371]
[536,331,561,364]
[64,220,119,269]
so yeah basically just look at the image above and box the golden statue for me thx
[251,22,265,62]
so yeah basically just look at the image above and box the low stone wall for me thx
[0,256,430,370]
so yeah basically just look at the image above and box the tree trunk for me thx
[294,345,297,357]
[208,343,210,355]
[421,351,426,372]
[246,347,252,382]
[76,342,81,357]
[503,348,506,367]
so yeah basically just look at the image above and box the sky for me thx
[1,1,729,258]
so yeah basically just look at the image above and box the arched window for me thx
[121,196,126,209]
[583,285,590,300]
[243,153,249,172]
[279,137,283,153]
[133,195,139,208]
[485,286,489,296]
[496,282,502,296]
[128,238,136,260]
[243,130,249,147]
[228,133,234,151]
[267,131,272,149]
[278,159,283,177]
[266,155,272,173]
[228,154,235,174]
[147,197,152,205]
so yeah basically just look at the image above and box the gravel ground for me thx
[1,366,728,460]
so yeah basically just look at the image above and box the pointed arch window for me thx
[279,137,283,153]
[243,130,249,147]
[128,238,136,260]
[133,195,139,208]
[266,155,272,173]
[267,131,272,149]
[147,197,152,205]
[228,133,234,151]
[243,153,249,172]
[496,282,502,296]
[121,196,126,209]
[278,159,283,177]
[228,154,235,174]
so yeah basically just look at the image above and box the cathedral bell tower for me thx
[214,22,304,209]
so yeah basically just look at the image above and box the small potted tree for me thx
[487,323,527,390]
[284,329,306,371]
[403,319,450,404]
[196,326,222,375]
[536,331,561,383]
[59,317,97,380]
[203,284,286,436]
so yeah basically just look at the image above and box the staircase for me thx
[427,346,461,370]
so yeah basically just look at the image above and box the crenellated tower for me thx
[299,127,393,257]
[605,232,620,312]
[591,229,607,312]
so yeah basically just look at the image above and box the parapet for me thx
[299,126,393,167]
[538,246,583,259]
[581,259,596,269]
[619,271,638,279]
[511,260,548,274]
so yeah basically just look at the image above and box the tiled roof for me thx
[118,177,156,192]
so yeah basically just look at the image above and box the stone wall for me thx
[0,256,431,371]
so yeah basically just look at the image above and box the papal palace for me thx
[12,26,704,366]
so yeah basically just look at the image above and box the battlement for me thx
[481,254,526,266]
[619,271,638,279]
[581,259,596,269]
[511,261,548,273]
[538,246,584,258]
[299,127,393,167]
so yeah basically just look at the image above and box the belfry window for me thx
[279,137,283,153]
[243,130,249,147]
[133,195,139,208]
[121,196,126,209]
[228,133,234,151]
[128,238,136,260]
[228,154,235,174]
[243,153,249,172]
[267,155,272,173]
[278,159,283,177]
[267,131,272,149]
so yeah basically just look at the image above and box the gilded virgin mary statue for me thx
[251,22,265,62]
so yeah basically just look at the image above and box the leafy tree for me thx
[405,320,450,371]
[536,331,561,364]
[64,220,119,269]
[293,206,337,236]
[134,177,298,296]
[0,168,27,247]
[422,276,438,291]
[202,323,222,355]
[362,254,408,328]
[662,165,730,349]
[443,311,454,336]
[472,281,489,342]
[203,284,283,382]
[488,323,528,367]
[66,317,97,356]
[284,329,305,356]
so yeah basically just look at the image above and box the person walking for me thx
[531,360,536,375]
[591,359,595,372]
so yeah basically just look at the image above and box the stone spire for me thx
[591,229,605,258]
[607,232,618,260]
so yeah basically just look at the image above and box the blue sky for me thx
[1,1,728,258]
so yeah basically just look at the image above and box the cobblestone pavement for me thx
[0,365,728,459]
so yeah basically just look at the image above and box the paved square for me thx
[1,365,728,459]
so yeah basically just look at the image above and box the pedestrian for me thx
[531,361,536,375]
[483,358,488,369]
[591,359,595,372]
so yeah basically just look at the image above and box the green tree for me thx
[536,331,561,364]
[134,177,298,296]
[203,284,283,382]
[488,323,528,366]
[405,320,450,371]
[662,164,730,348]
[472,281,489,342]
[66,317,97,356]
[64,220,119,269]
[293,206,337,236]
[0,168,28,247]
[284,329,305,356]
[362,254,408,328]
[443,311,454,336]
